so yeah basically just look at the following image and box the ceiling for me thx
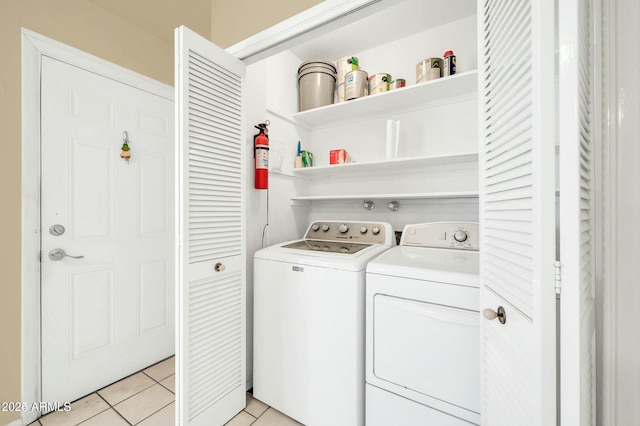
[88,0,212,43]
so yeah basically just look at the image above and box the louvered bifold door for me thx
[559,0,597,424]
[175,26,246,426]
[478,0,557,425]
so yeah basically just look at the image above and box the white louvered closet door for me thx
[559,0,597,423]
[175,26,246,426]
[478,0,557,425]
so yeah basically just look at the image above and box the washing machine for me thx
[253,220,394,426]
[366,222,480,426]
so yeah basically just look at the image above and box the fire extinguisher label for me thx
[256,148,268,169]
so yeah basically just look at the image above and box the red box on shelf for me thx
[330,149,349,165]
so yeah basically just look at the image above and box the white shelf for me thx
[269,169,300,178]
[291,191,479,202]
[291,152,478,178]
[293,70,478,128]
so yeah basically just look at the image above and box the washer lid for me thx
[366,246,479,287]
[255,240,391,271]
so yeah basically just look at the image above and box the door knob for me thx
[483,306,506,324]
[48,248,84,261]
[214,262,225,272]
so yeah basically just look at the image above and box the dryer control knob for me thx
[338,224,349,233]
[372,226,380,235]
[453,230,468,242]
[360,226,368,234]
[321,224,330,232]
[311,224,320,232]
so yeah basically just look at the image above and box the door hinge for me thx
[39,250,42,263]
[554,260,562,295]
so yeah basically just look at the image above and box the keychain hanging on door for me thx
[120,131,131,163]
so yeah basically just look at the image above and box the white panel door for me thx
[478,0,557,424]
[175,26,246,426]
[41,56,175,405]
[559,0,597,423]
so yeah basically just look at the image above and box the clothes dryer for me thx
[366,222,480,426]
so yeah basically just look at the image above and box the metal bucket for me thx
[416,57,443,83]
[298,60,337,111]
[368,73,392,94]
[389,79,406,90]
[344,70,369,100]
[298,59,337,75]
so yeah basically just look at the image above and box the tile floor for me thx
[30,356,301,426]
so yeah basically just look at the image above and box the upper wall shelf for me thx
[292,70,478,129]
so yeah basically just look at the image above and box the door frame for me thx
[21,28,173,425]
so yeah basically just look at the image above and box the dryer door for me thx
[367,274,480,424]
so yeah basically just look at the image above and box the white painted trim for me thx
[21,28,173,425]
[21,28,44,426]
[591,0,606,424]
[598,0,617,423]
[225,0,394,63]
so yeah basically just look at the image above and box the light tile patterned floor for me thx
[30,356,302,426]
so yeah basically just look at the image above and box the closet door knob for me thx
[483,306,507,324]
[214,262,225,272]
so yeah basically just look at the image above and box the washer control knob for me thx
[372,226,381,235]
[311,224,320,232]
[453,230,468,242]
[338,223,349,234]
[360,226,368,234]
[321,224,330,232]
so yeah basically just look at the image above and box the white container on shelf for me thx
[298,60,337,111]
[386,119,400,159]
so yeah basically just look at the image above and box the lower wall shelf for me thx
[291,191,479,204]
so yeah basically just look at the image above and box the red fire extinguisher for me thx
[254,120,269,189]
